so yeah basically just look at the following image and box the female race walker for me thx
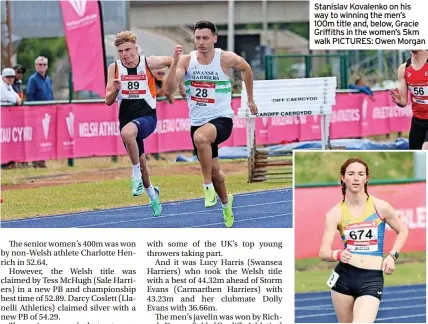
[319,158,408,323]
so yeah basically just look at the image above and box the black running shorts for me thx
[328,262,384,301]
[190,117,233,158]
[409,117,428,149]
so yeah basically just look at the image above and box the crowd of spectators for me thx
[1,56,53,106]
[1,56,54,169]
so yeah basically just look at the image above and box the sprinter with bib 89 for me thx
[105,31,173,216]
[165,21,258,228]
[319,158,408,323]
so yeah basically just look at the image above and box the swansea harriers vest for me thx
[184,48,234,126]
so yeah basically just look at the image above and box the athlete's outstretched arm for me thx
[105,63,120,106]
[378,200,408,254]
[390,63,408,107]
[376,198,408,274]
[226,52,257,114]
[165,46,187,97]
[319,207,343,262]
[147,56,173,71]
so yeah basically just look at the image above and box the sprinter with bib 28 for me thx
[165,21,258,228]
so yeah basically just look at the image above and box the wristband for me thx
[331,250,341,261]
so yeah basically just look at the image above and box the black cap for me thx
[13,64,26,73]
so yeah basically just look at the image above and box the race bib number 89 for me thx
[344,221,378,252]
[121,75,146,99]
[190,81,215,104]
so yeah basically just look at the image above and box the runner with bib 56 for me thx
[390,50,428,149]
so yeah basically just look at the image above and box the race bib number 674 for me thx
[344,221,378,252]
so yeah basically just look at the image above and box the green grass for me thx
[1,156,194,186]
[295,251,426,293]
[294,151,415,185]
[1,173,290,220]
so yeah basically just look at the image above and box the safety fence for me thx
[295,180,426,259]
[1,90,412,164]
[264,52,408,89]
[265,54,349,88]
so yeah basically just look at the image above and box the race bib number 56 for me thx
[410,86,428,105]
[410,86,427,96]
[344,221,378,252]
[190,81,215,104]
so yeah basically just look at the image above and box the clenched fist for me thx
[173,45,183,64]
[339,249,352,264]
[248,100,258,115]
[382,255,395,275]
[112,79,121,91]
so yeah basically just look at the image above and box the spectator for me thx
[153,68,173,103]
[12,64,26,100]
[26,56,53,102]
[26,56,52,168]
[12,65,28,168]
[1,68,22,105]
[349,74,375,101]
[153,67,186,103]
[1,68,22,169]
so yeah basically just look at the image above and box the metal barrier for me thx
[237,77,337,183]
[265,54,349,89]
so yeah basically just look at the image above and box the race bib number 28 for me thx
[190,81,215,104]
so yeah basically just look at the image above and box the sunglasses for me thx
[38,63,47,66]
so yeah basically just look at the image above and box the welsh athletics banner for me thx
[60,0,106,97]
[0,91,414,163]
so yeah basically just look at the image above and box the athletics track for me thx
[1,188,292,228]
[295,284,426,323]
